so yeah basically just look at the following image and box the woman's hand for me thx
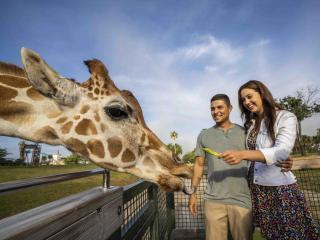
[220,150,244,165]
[276,156,293,172]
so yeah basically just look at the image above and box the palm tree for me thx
[167,143,183,156]
[170,131,178,155]
[170,131,178,141]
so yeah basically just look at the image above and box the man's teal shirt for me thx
[195,124,252,209]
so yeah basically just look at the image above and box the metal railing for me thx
[0,168,175,240]
[0,168,110,196]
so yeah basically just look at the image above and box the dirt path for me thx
[293,156,320,170]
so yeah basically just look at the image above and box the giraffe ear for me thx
[21,47,80,107]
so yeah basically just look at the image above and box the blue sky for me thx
[1,0,319,159]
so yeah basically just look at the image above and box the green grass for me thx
[253,230,265,240]
[0,165,138,219]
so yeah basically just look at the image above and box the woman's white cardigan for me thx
[247,110,297,186]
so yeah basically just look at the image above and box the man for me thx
[189,94,252,240]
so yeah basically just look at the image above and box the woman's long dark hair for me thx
[238,80,282,142]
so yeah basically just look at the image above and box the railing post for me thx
[102,169,110,190]
[148,184,159,240]
[166,192,176,234]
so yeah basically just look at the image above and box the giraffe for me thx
[0,48,194,193]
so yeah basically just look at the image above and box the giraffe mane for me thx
[0,62,26,78]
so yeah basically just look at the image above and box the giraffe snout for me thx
[170,164,193,179]
[157,174,184,192]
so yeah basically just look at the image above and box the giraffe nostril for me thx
[174,172,190,178]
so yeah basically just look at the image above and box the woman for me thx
[221,80,319,239]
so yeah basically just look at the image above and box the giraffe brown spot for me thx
[80,105,90,114]
[75,119,97,135]
[147,133,162,150]
[94,111,100,122]
[107,137,122,158]
[87,139,105,158]
[87,93,94,99]
[0,75,30,88]
[26,88,45,101]
[0,85,18,101]
[35,126,59,141]
[100,123,107,132]
[56,116,68,124]
[65,138,89,157]
[0,101,35,124]
[95,80,100,87]
[122,149,136,163]
[88,86,93,91]
[61,121,73,134]
[143,157,155,168]
[94,88,100,95]
[140,133,146,144]
[0,62,26,78]
[74,115,81,120]
[47,111,62,119]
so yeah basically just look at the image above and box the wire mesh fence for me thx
[121,181,175,240]
[122,187,150,235]
[174,175,207,229]
[294,168,320,222]
[174,167,320,230]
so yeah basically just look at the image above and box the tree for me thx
[314,128,320,144]
[0,147,13,165]
[170,131,178,141]
[167,143,183,156]
[278,86,320,155]
[182,149,196,163]
[0,147,11,161]
[64,154,83,164]
[169,131,182,156]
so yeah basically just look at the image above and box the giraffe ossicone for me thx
[0,48,193,192]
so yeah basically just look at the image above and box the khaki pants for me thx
[204,201,252,240]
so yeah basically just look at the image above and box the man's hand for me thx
[220,150,243,165]
[276,156,293,172]
[188,194,198,217]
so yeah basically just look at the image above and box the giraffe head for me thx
[19,48,192,192]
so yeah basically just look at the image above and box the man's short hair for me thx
[210,94,231,107]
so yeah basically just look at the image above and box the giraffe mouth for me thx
[157,172,194,194]
[157,174,185,192]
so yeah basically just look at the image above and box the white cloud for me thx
[173,35,243,64]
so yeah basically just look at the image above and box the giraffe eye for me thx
[105,104,128,120]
